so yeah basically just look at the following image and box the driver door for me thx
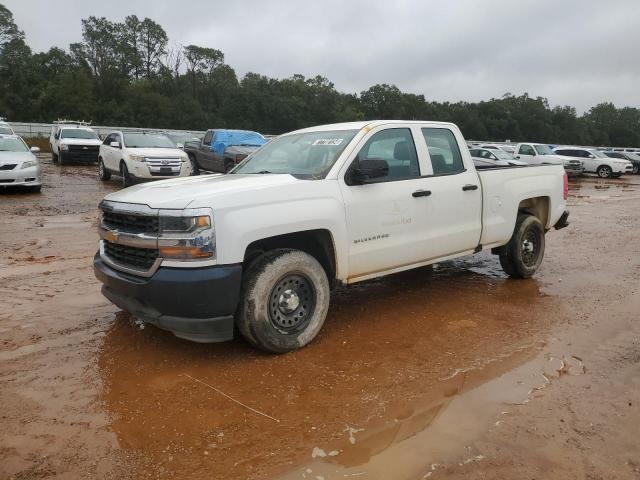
[516,144,537,164]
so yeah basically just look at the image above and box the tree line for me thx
[1,4,639,146]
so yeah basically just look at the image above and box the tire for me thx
[189,154,200,175]
[499,214,546,279]
[58,151,65,165]
[98,159,111,181]
[51,148,58,163]
[597,165,612,178]
[237,249,331,353]
[633,165,639,175]
[224,160,235,174]
[28,185,42,193]
[120,162,133,187]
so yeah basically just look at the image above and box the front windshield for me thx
[167,133,200,144]
[0,136,29,152]
[533,144,554,155]
[123,133,175,149]
[60,128,99,140]
[233,130,358,179]
[0,126,13,134]
[591,150,608,158]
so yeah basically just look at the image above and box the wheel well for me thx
[518,197,550,227]
[244,230,337,285]
[596,164,611,171]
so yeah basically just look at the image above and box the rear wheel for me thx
[120,162,133,187]
[499,214,545,279]
[597,165,612,178]
[237,249,330,353]
[98,159,111,181]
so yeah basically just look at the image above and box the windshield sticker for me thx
[312,138,344,146]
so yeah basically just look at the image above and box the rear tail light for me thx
[563,173,568,200]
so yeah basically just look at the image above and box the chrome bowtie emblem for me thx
[161,160,170,165]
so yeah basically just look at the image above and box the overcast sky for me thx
[5,0,640,112]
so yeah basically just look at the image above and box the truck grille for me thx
[104,240,159,271]
[64,145,99,162]
[102,210,159,234]
[0,164,17,170]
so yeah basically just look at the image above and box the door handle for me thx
[462,184,478,191]
[412,190,432,198]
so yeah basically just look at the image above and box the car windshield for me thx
[0,126,13,134]
[60,128,98,140]
[591,150,608,158]
[604,151,625,158]
[167,133,200,145]
[534,144,554,155]
[123,133,175,148]
[232,129,358,179]
[0,136,29,152]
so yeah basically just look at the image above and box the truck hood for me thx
[534,154,564,165]
[127,147,186,157]
[59,138,102,147]
[103,173,303,209]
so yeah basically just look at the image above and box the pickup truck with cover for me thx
[94,120,570,353]
[184,129,267,174]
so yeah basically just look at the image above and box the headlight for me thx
[21,160,38,169]
[157,209,215,261]
[60,143,69,151]
[129,155,146,162]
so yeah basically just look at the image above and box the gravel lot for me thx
[1,156,639,479]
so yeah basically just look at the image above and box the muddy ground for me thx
[1,157,639,480]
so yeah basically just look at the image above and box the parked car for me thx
[469,148,528,166]
[553,147,632,178]
[0,118,15,135]
[165,131,203,150]
[481,143,515,154]
[0,134,42,192]
[94,120,569,353]
[603,151,640,174]
[49,121,102,164]
[98,131,191,187]
[514,142,582,176]
[184,129,267,174]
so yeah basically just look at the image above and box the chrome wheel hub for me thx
[522,239,535,253]
[278,289,300,314]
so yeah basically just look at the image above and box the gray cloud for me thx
[5,0,640,112]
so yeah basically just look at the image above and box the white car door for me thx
[516,143,537,164]
[339,125,437,279]
[416,126,483,260]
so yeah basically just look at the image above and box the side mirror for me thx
[110,141,120,148]
[588,154,595,159]
[176,143,184,149]
[30,146,40,153]
[351,158,389,184]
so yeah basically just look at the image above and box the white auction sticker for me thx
[312,138,344,146]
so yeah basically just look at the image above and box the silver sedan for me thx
[0,135,42,192]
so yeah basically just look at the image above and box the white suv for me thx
[554,146,632,178]
[0,119,15,135]
[98,131,191,187]
[49,122,102,164]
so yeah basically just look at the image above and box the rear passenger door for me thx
[416,127,483,259]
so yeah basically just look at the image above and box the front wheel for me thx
[633,164,639,175]
[499,214,545,279]
[237,249,330,353]
[120,162,133,187]
[189,154,200,175]
[597,165,612,178]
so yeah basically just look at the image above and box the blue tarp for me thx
[211,130,267,156]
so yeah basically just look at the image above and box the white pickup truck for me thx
[94,120,569,353]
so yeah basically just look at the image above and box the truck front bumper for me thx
[93,253,242,343]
